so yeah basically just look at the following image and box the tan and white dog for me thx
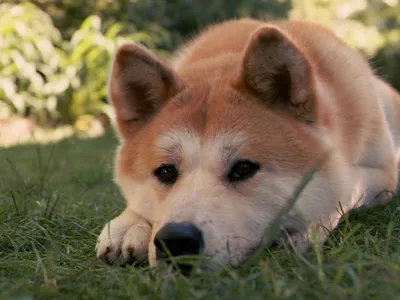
[96,18,400,270]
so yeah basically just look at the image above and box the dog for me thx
[96,18,400,271]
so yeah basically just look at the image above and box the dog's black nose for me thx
[154,222,204,260]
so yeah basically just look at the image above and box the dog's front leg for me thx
[96,209,152,265]
[274,163,397,253]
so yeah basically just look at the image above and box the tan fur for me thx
[96,18,400,269]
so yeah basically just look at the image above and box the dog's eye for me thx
[154,164,179,185]
[227,160,260,182]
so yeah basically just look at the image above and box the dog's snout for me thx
[154,222,204,259]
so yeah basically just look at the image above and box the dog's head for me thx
[108,26,347,269]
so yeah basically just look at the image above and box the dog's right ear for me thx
[109,44,184,139]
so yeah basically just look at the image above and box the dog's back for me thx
[174,19,400,170]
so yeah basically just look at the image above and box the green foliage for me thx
[373,45,400,91]
[116,0,291,50]
[290,0,399,55]
[0,3,64,124]
[289,0,400,90]
[0,3,164,127]
[58,15,167,125]
[1,0,400,128]
[9,0,291,50]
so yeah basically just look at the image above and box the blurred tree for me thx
[1,0,399,131]
[0,3,162,127]
[124,0,291,49]
[290,0,400,89]
[5,0,291,50]
[0,2,65,124]
[351,0,400,89]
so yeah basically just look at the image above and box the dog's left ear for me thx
[235,25,317,123]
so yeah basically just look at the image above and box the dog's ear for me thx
[109,44,184,138]
[235,26,317,124]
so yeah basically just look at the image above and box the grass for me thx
[0,131,399,299]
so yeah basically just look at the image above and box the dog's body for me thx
[96,19,400,269]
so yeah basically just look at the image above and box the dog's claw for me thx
[96,213,152,267]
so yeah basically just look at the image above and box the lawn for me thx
[0,131,399,299]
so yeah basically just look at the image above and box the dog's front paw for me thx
[271,229,312,253]
[120,222,152,264]
[96,210,152,266]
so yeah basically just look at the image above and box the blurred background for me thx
[0,0,399,147]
